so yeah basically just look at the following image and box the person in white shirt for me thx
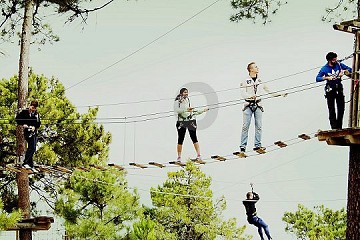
[240,62,286,153]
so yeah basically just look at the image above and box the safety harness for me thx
[176,97,197,130]
[244,77,264,112]
[325,62,344,96]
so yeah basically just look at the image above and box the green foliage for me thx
[0,71,112,216]
[0,71,112,167]
[150,161,251,240]
[55,168,141,240]
[130,217,157,240]
[0,199,22,230]
[230,0,287,24]
[282,204,346,240]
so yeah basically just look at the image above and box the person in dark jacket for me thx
[15,100,41,168]
[243,190,272,240]
[316,52,352,129]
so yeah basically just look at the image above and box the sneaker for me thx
[240,147,246,153]
[195,155,201,161]
[18,155,25,165]
[176,157,181,162]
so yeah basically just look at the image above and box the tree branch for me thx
[0,177,16,191]
[0,0,20,28]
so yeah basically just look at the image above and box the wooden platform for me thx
[7,216,54,231]
[317,128,360,146]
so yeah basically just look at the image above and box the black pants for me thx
[176,122,198,145]
[24,135,37,167]
[326,89,345,130]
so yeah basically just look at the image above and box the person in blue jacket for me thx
[316,52,352,129]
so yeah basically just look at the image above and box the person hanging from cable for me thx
[15,100,41,169]
[174,88,208,162]
[316,52,352,130]
[243,183,272,240]
[240,62,287,154]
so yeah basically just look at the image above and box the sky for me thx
[0,0,355,239]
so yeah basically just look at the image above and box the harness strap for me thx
[244,100,263,112]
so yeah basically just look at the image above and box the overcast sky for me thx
[0,0,354,239]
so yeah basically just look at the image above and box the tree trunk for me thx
[16,1,34,240]
[346,145,360,240]
[346,3,360,238]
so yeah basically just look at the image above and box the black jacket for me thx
[242,192,260,217]
[15,109,41,138]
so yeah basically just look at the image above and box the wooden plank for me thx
[76,167,89,172]
[108,163,124,170]
[298,133,311,140]
[34,216,54,224]
[169,161,186,167]
[274,141,287,148]
[339,19,360,28]
[6,165,22,173]
[333,24,358,34]
[129,162,148,169]
[255,148,266,154]
[6,216,54,231]
[37,165,54,173]
[90,164,106,171]
[191,158,206,164]
[149,162,165,168]
[317,128,360,146]
[233,151,247,158]
[54,166,72,174]
[211,155,226,161]
[344,135,360,144]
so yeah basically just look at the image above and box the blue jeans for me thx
[248,216,272,240]
[240,107,262,149]
[24,135,37,167]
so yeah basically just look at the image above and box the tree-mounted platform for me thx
[317,128,360,146]
[6,216,54,231]
[333,18,360,34]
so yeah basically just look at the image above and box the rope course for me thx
[0,56,354,205]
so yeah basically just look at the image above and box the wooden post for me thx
[347,18,360,240]
[326,16,360,239]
